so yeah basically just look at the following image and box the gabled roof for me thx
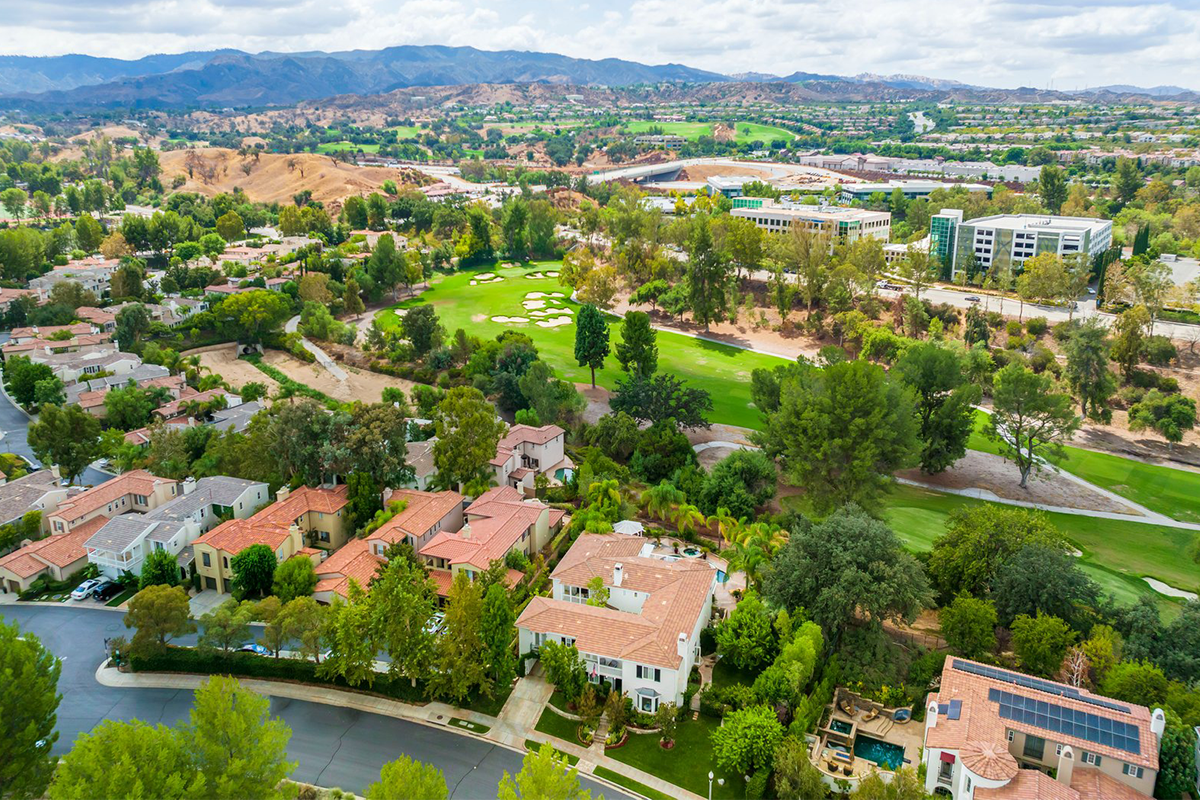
[193,484,347,557]
[52,470,177,524]
[0,517,104,578]
[0,469,62,526]
[314,539,383,599]
[193,517,290,556]
[370,489,462,545]
[420,488,544,570]
[518,533,716,670]
[84,515,188,555]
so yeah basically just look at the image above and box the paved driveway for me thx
[0,605,626,799]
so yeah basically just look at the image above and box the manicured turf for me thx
[535,706,585,746]
[623,120,714,139]
[523,739,580,766]
[730,122,796,144]
[606,717,742,799]
[389,125,423,139]
[375,263,789,429]
[593,766,676,800]
[968,410,1200,523]
[878,483,1192,615]
[315,141,381,153]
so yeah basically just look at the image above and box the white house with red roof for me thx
[490,424,571,496]
[517,531,717,711]
[923,656,1164,800]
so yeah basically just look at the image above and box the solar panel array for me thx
[989,688,1142,755]
[952,659,1131,714]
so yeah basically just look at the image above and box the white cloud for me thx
[0,0,1197,90]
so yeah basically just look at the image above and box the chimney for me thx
[677,632,688,660]
[275,486,291,503]
[1151,708,1166,743]
[182,477,196,495]
[1057,745,1075,788]
[613,563,623,587]
[461,523,472,540]
[925,699,939,730]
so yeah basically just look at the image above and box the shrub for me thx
[1144,335,1177,367]
[1026,316,1048,337]
[1006,320,1024,337]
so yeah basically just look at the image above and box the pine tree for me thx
[573,304,610,389]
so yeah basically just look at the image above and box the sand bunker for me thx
[546,271,560,277]
[476,272,496,280]
[529,308,573,317]
[525,291,566,299]
[536,316,572,328]
[492,315,529,324]
[523,300,547,310]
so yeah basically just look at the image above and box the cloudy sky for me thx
[3,0,1199,90]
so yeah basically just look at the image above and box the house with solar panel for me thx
[924,656,1165,800]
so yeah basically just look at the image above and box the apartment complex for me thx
[923,656,1163,800]
[517,532,717,711]
[730,198,891,247]
[931,209,1114,278]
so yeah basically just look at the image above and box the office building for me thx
[730,198,891,247]
[932,209,1113,278]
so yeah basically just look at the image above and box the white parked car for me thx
[70,579,104,600]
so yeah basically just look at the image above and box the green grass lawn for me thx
[878,483,1190,617]
[535,706,585,746]
[710,658,757,690]
[968,410,1200,523]
[607,717,742,799]
[390,125,422,139]
[623,120,714,140]
[523,739,580,766]
[592,766,675,800]
[315,141,381,154]
[730,122,796,144]
[105,587,138,607]
[375,263,789,429]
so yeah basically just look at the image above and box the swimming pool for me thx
[854,735,905,770]
[830,718,853,735]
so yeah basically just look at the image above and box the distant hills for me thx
[0,45,1194,110]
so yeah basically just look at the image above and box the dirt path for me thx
[191,345,282,395]
[261,350,420,404]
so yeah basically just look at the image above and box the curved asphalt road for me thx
[1,605,626,799]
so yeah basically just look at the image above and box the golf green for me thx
[376,263,791,430]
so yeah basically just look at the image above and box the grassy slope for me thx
[607,717,742,799]
[969,411,1200,523]
[376,263,789,429]
[623,120,714,139]
[731,122,795,143]
[315,141,381,153]
[878,483,1188,619]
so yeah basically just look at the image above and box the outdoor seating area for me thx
[809,688,924,782]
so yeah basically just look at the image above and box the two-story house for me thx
[923,656,1164,800]
[193,484,348,593]
[517,532,717,711]
[490,424,571,495]
[47,470,179,534]
[83,476,269,579]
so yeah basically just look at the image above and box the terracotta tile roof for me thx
[314,539,384,599]
[518,533,716,670]
[961,740,1019,782]
[53,470,177,524]
[1069,767,1151,800]
[371,489,462,545]
[0,517,104,577]
[420,489,544,570]
[193,517,291,556]
[194,485,348,556]
[975,769,1076,800]
[926,656,1159,771]
[498,423,564,448]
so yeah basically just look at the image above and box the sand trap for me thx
[536,316,572,328]
[525,272,546,279]
[492,315,529,324]
[523,300,547,310]
[476,272,496,280]
[546,271,560,277]
[525,291,565,299]
[529,308,573,317]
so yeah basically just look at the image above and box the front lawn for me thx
[606,717,742,799]
[592,766,675,800]
[535,706,585,746]
[375,264,789,430]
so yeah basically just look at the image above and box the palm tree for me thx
[705,506,743,546]
[671,503,705,536]
[640,481,685,521]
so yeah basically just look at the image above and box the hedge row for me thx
[130,647,426,703]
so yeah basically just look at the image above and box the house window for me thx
[1123,764,1143,779]
[154,541,164,551]
[1022,734,1045,761]
[222,557,229,569]
[319,531,330,542]
[1082,752,1101,767]
[635,665,661,682]
[1055,744,1063,756]
[202,552,211,567]
[640,695,655,712]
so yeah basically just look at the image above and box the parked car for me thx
[93,582,123,601]
[424,612,446,636]
[88,579,114,598]
[70,578,104,600]
[238,644,271,656]
[965,295,981,303]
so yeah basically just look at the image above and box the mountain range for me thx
[0,45,1193,110]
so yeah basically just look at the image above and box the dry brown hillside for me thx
[159,147,407,205]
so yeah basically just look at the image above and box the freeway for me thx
[1,605,626,799]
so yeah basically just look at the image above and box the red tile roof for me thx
[52,470,177,525]
[0,517,105,578]
[370,489,462,545]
